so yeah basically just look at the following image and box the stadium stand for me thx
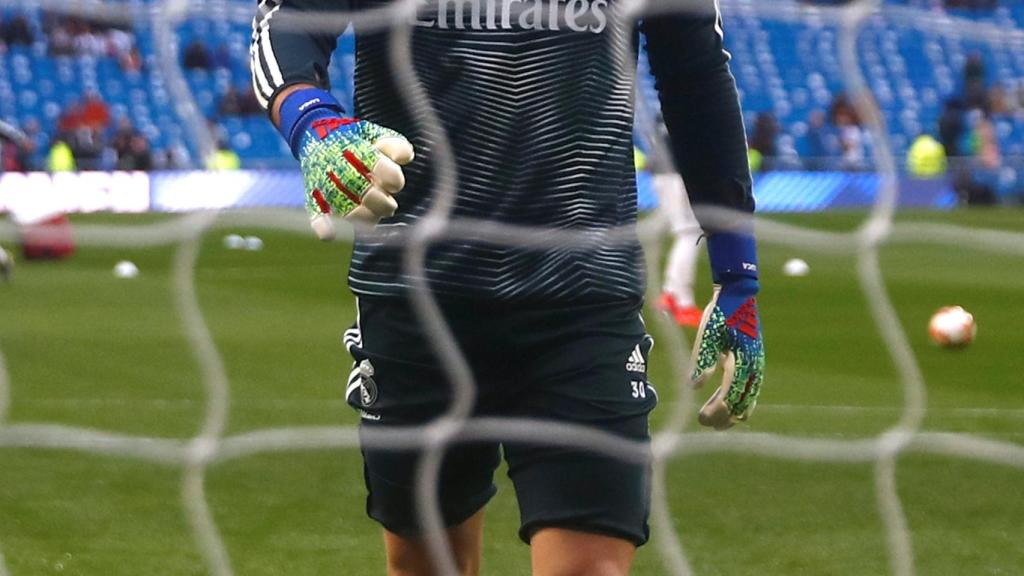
[0,0,1021,201]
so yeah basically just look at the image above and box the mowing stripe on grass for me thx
[0,348,8,425]
[0,350,8,576]
[762,404,1024,418]
[9,393,1024,421]
[174,219,235,576]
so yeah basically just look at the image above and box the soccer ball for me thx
[223,234,245,250]
[0,245,13,283]
[113,260,140,279]
[928,306,977,348]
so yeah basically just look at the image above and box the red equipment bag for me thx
[21,214,75,260]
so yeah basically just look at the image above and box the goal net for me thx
[0,1,1023,575]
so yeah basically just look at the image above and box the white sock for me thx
[655,174,702,307]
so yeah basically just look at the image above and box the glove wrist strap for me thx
[707,231,759,285]
[277,88,345,158]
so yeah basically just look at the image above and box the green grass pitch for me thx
[0,209,1022,575]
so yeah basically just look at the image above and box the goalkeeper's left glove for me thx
[689,231,765,430]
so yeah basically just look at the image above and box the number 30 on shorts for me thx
[630,381,647,399]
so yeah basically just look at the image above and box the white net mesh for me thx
[1,1,1024,575]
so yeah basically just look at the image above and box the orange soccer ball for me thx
[928,306,977,349]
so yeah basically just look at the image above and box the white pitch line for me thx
[0,551,10,576]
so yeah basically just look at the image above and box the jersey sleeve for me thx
[250,0,347,111]
[642,3,755,228]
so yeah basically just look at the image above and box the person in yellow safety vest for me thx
[747,147,763,174]
[47,140,76,172]
[207,144,241,171]
[907,133,947,178]
[633,146,647,172]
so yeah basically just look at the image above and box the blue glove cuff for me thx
[707,231,759,285]
[276,88,345,158]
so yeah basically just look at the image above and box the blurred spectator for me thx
[109,118,153,171]
[955,113,1002,205]
[212,44,233,69]
[749,112,779,170]
[944,0,996,10]
[47,139,76,172]
[973,117,1001,172]
[66,127,104,170]
[907,133,947,178]
[47,21,75,56]
[0,121,33,172]
[218,86,263,117]
[106,27,134,59]
[79,91,111,131]
[159,144,191,170]
[803,110,838,170]
[832,97,868,170]
[43,13,136,59]
[58,92,112,134]
[747,147,763,174]
[117,134,153,171]
[938,98,966,157]
[111,117,136,157]
[1,139,28,172]
[829,92,861,128]
[963,52,988,110]
[184,41,212,70]
[1,13,34,47]
[218,86,244,117]
[837,125,867,171]
[120,47,144,74]
[57,104,79,134]
[207,141,241,171]
[988,83,1015,116]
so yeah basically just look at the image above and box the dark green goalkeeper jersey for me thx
[251,0,754,303]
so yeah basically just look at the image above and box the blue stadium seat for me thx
[3,0,1021,169]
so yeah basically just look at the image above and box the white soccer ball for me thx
[113,260,139,279]
[928,306,977,348]
[244,236,263,251]
[782,258,810,277]
[223,234,245,250]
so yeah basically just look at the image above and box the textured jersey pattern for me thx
[348,1,644,303]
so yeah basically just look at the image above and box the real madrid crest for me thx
[358,359,378,407]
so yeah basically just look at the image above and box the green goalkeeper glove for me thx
[278,88,414,239]
[689,233,765,430]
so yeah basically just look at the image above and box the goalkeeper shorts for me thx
[345,295,657,546]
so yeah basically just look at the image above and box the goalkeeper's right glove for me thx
[277,88,415,240]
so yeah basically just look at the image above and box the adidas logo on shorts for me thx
[625,344,646,373]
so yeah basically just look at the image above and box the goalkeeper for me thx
[253,0,764,574]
